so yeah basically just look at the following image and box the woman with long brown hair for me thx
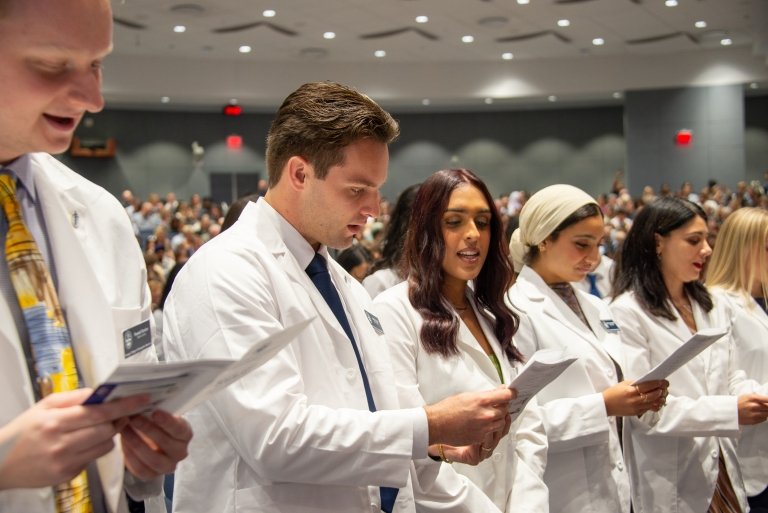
[373,169,548,512]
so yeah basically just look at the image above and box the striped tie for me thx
[0,174,92,513]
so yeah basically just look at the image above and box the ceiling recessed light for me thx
[548,95,557,102]
[422,99,431,106]
[665,0,678,6]
[374,50,386,58]
[557,19,570,27]
[484,98,494,105]
[173,25,186,33]
[415,15,428,23]
[749,82,759,89]
[592,37,605,46]
[239,45,252,53]
[323,31,336,40]
[161,96,170,103]
[517,0,530,4]
[229,98,238,104]
[263,9,276,18]
[695,20,707,28]
[612,92,622,99]
[502,52,514,60]
[462,35,475,43]
[720,37,733,46]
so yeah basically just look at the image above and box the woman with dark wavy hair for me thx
[611,197,768,513]
[373,169,548,512]
[363,182,420,297]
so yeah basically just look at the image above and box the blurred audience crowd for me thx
[123,172,768,323]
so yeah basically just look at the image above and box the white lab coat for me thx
[372,281,549,513]
[506,265,630,513]
[611,290,764,513]
[712,288,768,497]
[163,200,436,513]
[0,153,162,512]
[363,268,402,298]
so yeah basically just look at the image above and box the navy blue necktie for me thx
[305,253,398,512]
[586,273,602,298]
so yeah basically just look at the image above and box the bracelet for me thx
[437,443,452,464]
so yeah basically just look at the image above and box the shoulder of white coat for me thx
[607,292,647,329]
[372,280,409,306]
[506,278,542,315]
[32,153,116,206]
[327,257,373,302]
[708,286,743,308]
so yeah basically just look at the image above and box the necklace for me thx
[449,299,470,311]
[671,297,692,313]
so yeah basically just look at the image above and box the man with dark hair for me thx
[164,81,513,512]
[0,0,192,511]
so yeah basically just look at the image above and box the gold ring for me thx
[640,392,647,403]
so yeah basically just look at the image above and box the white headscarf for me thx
[509,184,598,272]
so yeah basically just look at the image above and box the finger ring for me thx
[481,445,493,453]
[640,392,647,403]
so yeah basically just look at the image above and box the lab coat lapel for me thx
[0,286,37,417]
[31,158,125,513]
[520,268,597,347]
[276,252,350,344]
[655,301,697,343]
[518,267,616,370]
[33,161,120,388]
[251,202,350,344]
[331,264,400,409]
[732,292,768,332]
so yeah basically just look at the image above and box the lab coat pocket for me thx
[233,485,277,512]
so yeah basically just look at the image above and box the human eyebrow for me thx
[444,207,491,213]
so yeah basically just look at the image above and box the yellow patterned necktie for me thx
[0,174,92,513]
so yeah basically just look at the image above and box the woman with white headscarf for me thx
[506,184,667,513]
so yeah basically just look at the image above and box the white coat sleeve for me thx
[611,299,739,437]
[371,297,502,513]
[162,251,420,488]
[514,311,610,453]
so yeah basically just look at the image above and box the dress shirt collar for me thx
[2,154,36,203]
[257,198,330,270]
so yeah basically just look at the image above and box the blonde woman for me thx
[707,207,768,512]
[507,184,667,513]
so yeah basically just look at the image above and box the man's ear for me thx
[285,156,310,190]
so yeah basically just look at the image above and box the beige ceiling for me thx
[106,0,768,111]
